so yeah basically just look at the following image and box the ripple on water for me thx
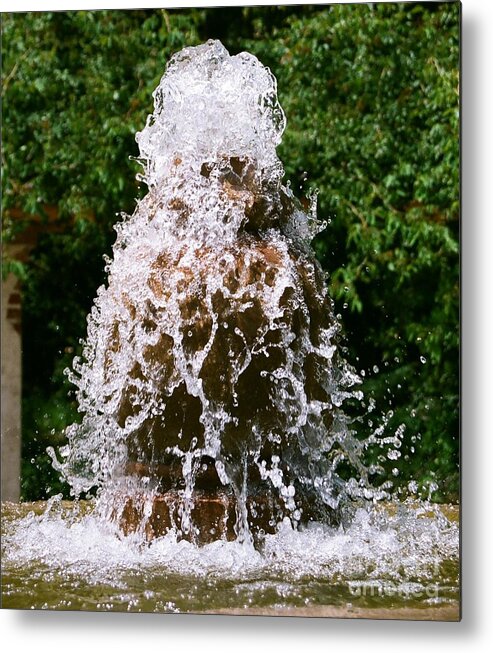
[2,499,459,615]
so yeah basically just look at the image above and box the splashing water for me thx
[45,40,408,544]
[2,498,459,615]
[3,40,459,616]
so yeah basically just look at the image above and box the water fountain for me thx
[51,39,380,544]
[2,40,459,618]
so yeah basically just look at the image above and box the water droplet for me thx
[49,39,407,545]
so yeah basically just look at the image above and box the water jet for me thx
[50,40,381,544]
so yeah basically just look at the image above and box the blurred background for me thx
[1,2,460,502]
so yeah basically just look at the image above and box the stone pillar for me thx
[1,262,23,501]
[1,210,63,502]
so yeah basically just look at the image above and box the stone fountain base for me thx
[115,490,286,543]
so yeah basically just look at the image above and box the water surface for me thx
[1,499,459,619]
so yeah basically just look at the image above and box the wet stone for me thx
[53,40,392,543]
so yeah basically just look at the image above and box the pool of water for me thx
[1,498,459,619]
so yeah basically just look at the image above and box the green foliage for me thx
[2,9,204,225]
[2,3,459,501]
